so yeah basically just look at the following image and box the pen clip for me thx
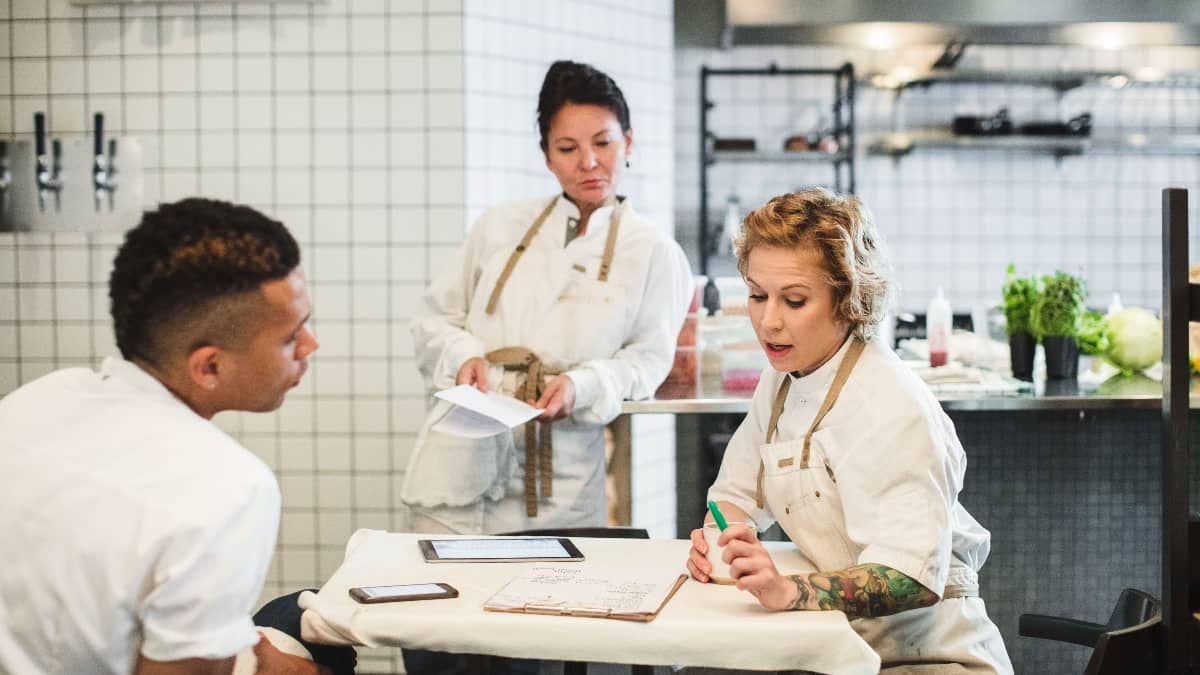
[565,605,613,618]
[523,601,567,615]
[521,602,613,617]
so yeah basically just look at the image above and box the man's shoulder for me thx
[0,366,95,408]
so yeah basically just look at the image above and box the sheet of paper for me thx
[431,385,544,439]
[485,566,679,615]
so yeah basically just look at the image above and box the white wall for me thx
[0,1,674,671]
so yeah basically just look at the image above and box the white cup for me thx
[703,521,753,585]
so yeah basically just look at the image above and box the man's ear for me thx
[184,345,222,392]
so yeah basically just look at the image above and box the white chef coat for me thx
[709,337,1013,673]
[0,357,281,675]
[403,194,693,534]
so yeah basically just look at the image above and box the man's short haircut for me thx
[109,198,300,364]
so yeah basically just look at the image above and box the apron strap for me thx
[484,346,562,517]
[800,338,865,468]
[485,198,558,315]
[756,377,792,509]
[941,582,979,599]
[755,337,866,508]
[487,197,628,314]
[596,199,626,282]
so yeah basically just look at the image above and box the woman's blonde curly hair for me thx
[734,188,894,341]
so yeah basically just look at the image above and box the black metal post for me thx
[699,66,710,277]
[833,69,843,193]
[1161,187,1190,672]
[846,64,856,194]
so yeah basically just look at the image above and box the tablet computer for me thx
[418,537,584,563]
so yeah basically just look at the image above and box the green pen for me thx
[707,500,728,531]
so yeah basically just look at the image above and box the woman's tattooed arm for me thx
[786,564,937,619]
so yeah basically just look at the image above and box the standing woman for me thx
[687,189,1012,673]
[403,61,692,535]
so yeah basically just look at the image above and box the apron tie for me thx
[756,337,866,509]
[486,346,561,517]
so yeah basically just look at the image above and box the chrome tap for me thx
[0,141,11,211]
[34,112,63,213]
[93,113,117,211]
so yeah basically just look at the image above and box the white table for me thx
[300,530,880,674]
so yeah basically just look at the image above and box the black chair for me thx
[1018,588,1162,675]
[478,526,652,675]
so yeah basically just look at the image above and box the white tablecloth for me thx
[300,530,880,674]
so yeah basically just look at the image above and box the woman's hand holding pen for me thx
[532,374,575,422]
[721,527,800,611]
[456,357,489,393]
[686,527,712,583]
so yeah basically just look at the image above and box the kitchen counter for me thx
[620,371,1194,414]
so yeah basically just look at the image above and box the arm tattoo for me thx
[787,575,812,610]
[788,564,937,619]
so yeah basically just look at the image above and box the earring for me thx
[625,157,631,168]
[207,379,217,391]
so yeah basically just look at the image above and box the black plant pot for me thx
[1043,335,1080,380]
[1009,331,1036,381]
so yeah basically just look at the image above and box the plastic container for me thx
[927,287,952,367]
[1107,292,1123,317]
[721,342,767,391]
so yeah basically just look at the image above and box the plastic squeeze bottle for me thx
[927,287,952,367]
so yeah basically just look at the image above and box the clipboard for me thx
[482,566,687,623]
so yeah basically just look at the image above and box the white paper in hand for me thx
[431,384,545,439]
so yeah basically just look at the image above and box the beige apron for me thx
[481,197,625,517]
[756,338,1007,673]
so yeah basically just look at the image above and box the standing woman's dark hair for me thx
[536,60,631,151]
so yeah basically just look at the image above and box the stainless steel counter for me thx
[619,372,1195,414]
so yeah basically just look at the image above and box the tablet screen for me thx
[419,537,584,562]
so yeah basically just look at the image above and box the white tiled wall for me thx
[1,1,674,671]
[460,0,679,539]
[676,44,1200,317]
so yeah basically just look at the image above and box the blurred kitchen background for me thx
[3,0,1200,672]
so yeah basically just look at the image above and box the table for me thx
[300,530,881,674]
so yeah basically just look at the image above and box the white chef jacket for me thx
[0,358,281,675]
[403,194,693,533]
[709,337,1013,672]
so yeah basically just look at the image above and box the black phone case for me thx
[349,583,459,603]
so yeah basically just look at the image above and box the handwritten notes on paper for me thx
[483,566,685,621]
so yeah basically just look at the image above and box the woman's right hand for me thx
[456,357,489,392]
[685,527,711,583]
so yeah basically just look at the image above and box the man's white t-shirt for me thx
[0,357,281,675]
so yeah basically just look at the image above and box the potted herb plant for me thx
[1001,264,1039,381]
[1031,270,1087,380]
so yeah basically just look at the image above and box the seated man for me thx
[0,198,350,675]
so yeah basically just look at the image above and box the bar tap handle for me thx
[34,112,62,213]
[51,139,62,211]
[105,138,118,210]
[93,112,117,211]
[34,112,46,158]
[0,141,11,212]
[93,112,103,158]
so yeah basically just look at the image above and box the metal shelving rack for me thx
[863,68,1200,159]
[698,63,856,280]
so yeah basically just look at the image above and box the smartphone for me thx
[348,582,459,604]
